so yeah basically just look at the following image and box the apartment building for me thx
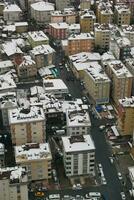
[122,25,134,46]
[28,31,49,48]
[114,5,131,26]
[0,60,14,75]
[62,135,95,177]
[106,60,133,105]
[51,9,76,24]
[80,10,96,32]
[0,72,16,94]
[68,23,80,36]
[94,23,111,49]
[3,4,22,22]
[110,35,131,60]
[66,109,91,136]
[8,105,45,145]
[15,143,52,181]
[56,0,72,11]
[30,44,55,69]
[0,92,17,126]
[16,55,37,79]
[125,58,134,95]
[0,143,5,167]
[117,97,134,135]
[49,22,68,40]
[0,167,28,200]
[97,2,113,24]
[30,1,55,24]
[68,33,94,55]
[80,0,91,10]
[83,62,110,104]
[15,22,28,33]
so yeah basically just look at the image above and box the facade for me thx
[66,109,91,136]
[122,25,134,46]
[49,23,68,40]
[68,23,80,36]
[28,31,49,48]
[68,33,94,55]
[114,5,131,26]
[15,143,52,181]
[30,1,55,24]
[117,97,134,135]
[80,10,96,32]
[0,143,5,167]
[106,60,133,105]
[125,58,134,95]
[56,0,72,11]
[94,23,111,49]
[30,44,55,69]
[51,10,76,24]
[97,2,113,24]
[0,167,28,200]
[0,92,17,126]
[83,62,110,104]
[62,135,95,177]
[80,0,91,10]
[8,105,45,145]
[15,22,28,33]
[16,55,37,79]
[3,4,22,22]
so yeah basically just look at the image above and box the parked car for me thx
[118,172,123,180]
[120,192,126,200]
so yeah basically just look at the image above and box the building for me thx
[110,35,131,60]
[94,23,111,50]
[68,33,94,55]
[15,143,52,181]
[3,3,22,22]
[68,23,80,36]
[83,62,110,104]
[62,135,95,177]
[97,2,113,24]
[56,0,72,11]
[66,109,91,136]
[0,92,17,126]
[80,10,96,32]
[49,22,68,40]
[30,1,55,24]
[8,105,45,145]
[0,72,16,94]
[122,25,134,46]
[28,31,49,48]
[51,9,76,24]
[0,143,5,167]
[106,60,133,104]
[43,79,68,98]
[114,5,131,26]
[0,60,14,75]
[15,22,28,33]
[80,0,91,10]
[125,58,134,95]
[15,55,37,79]
[117,97,134,135]
[30,44,55,69]
[128,166,134,188]
[0,167,28,200]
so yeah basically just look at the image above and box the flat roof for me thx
[68,33,94,40]
[31,1,54,11]
[4,4,22,12]
[0,72,16,91]
[119,96,134,107]
[43,79,68,92]
[31,44,55,56]
[49,22,68,29]
[62,135,95,153]
[28,31,49,42]
[0,60,13,69]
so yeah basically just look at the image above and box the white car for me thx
[118,172,123,180]
[109,156,114,164]
[120,192,126,200]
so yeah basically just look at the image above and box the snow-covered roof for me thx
[0,72,16,92]
[2,41,23,56]
[62,135,95,153]
[115,4,130,14]
[49,22,68,29]
[68,23,80,30]
[80,10,96,19]
[8,106,45,124]
[108,60,133,78]
[30,86,44,96]
[28,31,49,42]
[3,24,16,32]
[0,60,14,69]
[68,32,94,40]
[94,23,111,31]
[4,4,22,12]
[15,143,52,162]
[19,56,35,67]
[15,22,28,27]
[117,37,131,47]
[30,44,55,56]
[101,51,115,61]
[31,1,54,11]
[119,96,134,107]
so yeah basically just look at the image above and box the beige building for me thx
[80,10,96,32]
[8,105,45,145]
[80,0,91,10]
[15,143,52,181]
[56,0,72,11]
[114,5,131,26]
[94,23,111,49]
[117,97,134,135]
[68,33,94,55]
[82,62,110,104]
[106,60,133,105]
[0,167,28,200]
[28,31,49,48]
[15,22,28,33]
[97,2,113,24]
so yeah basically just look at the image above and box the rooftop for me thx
[0,60,14,69]
[30,44,55,56]
[68,33,94,40]
[28,31,49,42]
[80,10,96,19]
[15,143,52,162]
[119,96,134,107]
[4,3,22,12]
[8,105,45,124]
[43,79,68,93]
[49,22,68,29]
[115,4,130,13]
[122,25,134,33]
[31,1,54,11]
[0,71,16,92]
[62,135,95,153]
[94,23,111,31]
